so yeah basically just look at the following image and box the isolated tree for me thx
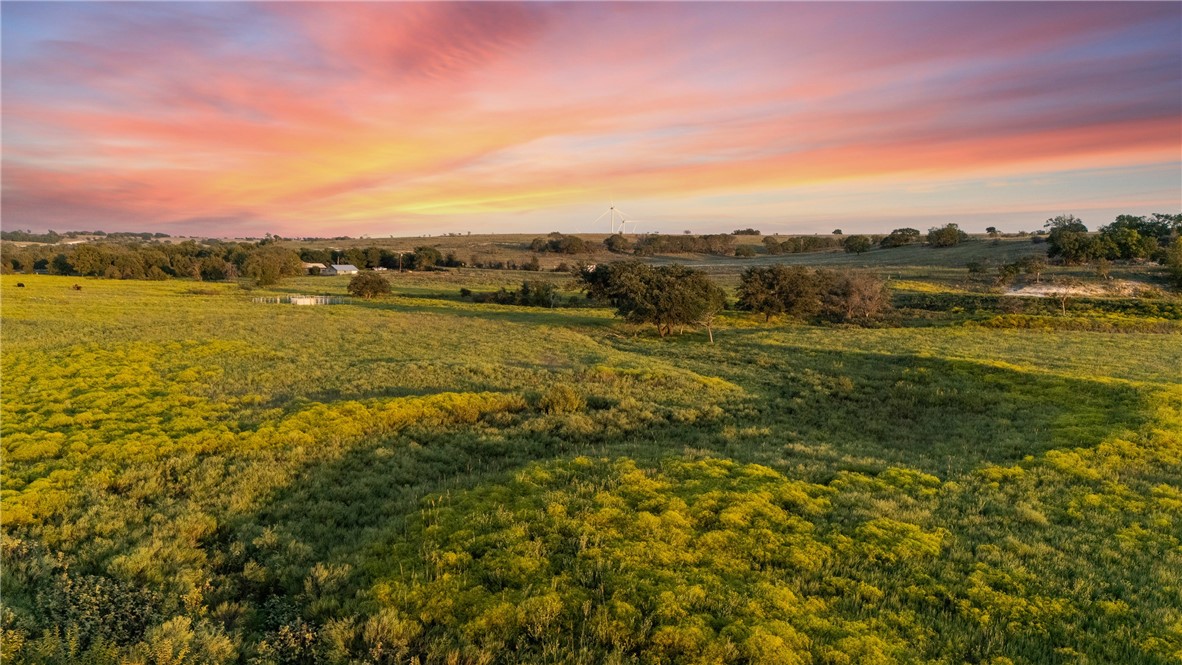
[347,271,391,299]
[832,229,843,235]
[986,226,1000,237]
[843,235,872,254]
[879,228,920,248]
[926,223,968,248]
[1049,277,1082,315]
[580,262,726,337]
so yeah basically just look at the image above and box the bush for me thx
[880,228,920,248]
[532,233,591,254]
[460,280,560,307]
[822,271,890,321]
[347,272,391,299]
[843,235,872,254]
[604,234,632,254]
[927,224,968,248]
[737,266,889,323]
[538,385,584,414]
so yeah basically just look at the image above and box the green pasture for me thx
[1,274,1180,664]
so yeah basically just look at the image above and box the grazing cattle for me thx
[16,283,25,287]
[72,284,82,291]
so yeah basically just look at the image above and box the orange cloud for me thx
[3,2,1178,234]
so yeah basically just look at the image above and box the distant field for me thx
[283,233,1047,275]
[2,269,1180,664]
[284,233,1175,292]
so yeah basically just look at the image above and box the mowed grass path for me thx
[2,274,1180,664]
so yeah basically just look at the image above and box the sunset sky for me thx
[3,2,1179,237]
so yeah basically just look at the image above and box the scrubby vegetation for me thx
[2,222,1181,664]
[763,235,845,255]
[736,266,890,323]
[530,233,592,255]
[879,228,921,249]
[633,234,736,256]
[460,280,566,307]
[926,223,969,248]
[1045,213,1182,265]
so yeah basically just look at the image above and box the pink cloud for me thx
[2,2,1177,235]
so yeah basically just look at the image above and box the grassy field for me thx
[284,232,1170,293]
[280,230,1030,272]
[2,258,1181,664]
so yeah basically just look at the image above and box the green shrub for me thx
[538,384,584,414]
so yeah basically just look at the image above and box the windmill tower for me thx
[594,204,634,234]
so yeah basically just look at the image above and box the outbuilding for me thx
[323,264,359,276]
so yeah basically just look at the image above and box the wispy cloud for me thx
[3,2,1178,235]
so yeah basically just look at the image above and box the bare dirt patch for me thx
[1006,279,1157,298]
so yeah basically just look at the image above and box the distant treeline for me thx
[0,239,302,285]
[1043,214,1182,264]
[298,246,462,271]
[529,233,592,254]
[0,229,171,243]
[633,233,737,256]
[763,235,847,254]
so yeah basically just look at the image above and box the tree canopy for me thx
[926,223,968,248]
[736,266,890,323]
[347,271,391,299]
[880,228,921,248]
[843,235,873,254]
[580,262,726,336]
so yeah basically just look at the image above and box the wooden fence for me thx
[251,295,349,305]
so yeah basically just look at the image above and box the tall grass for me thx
[1,274,1179,664]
